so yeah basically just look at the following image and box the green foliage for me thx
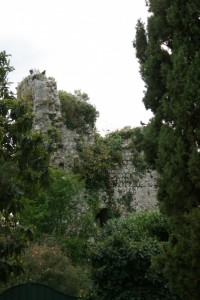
[18,242,91,297]
[105,210,169,243]
[75,127,147,194]
[103,130,123,165]
[0,213,33,284]
[21,168,100,264]
[130,127,148,174]
[0,98,52,213]
[74,134,114,193]
[59,90,99,133]
[105,127,148,174]
[87,211,178,300]
[0,51,14,99]
[133,19,147,64]
[142,119,159,168]
[117,191,134,211]
[74,127,149,218]
[154,208,200,300]
[21,169,84,235]
[134,1,200,298]
[0,51,52,283]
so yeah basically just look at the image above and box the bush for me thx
[19,242,91,297]
[59,90,99,133]
[87,211,179,300]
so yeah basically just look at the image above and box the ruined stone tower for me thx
[17,71,158,211]
[17,71,83,170]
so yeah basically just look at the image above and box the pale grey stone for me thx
[17,73,158,213]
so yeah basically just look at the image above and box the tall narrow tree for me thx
[134,1,200,299]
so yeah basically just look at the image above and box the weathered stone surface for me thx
[132,170,158,211]
[108,139,158,212]
[17,73,80,171]
[17,73,158,211]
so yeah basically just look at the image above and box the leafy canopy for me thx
[59,90,99,133]
[0,51,52,283]
[87,211,178,300]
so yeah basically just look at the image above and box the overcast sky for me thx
[1,0,152,134]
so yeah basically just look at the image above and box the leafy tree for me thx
[134,1,200,298]
[21,169,85,235]
[0,51,14,99]
[59,90,99,133]
[74,134,114,193]
[87,211,178,300]
[0,213,33,284]
[16,242,91,297]
[20,168,100,264]
[0,51,52,283]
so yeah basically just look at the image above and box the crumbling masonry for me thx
[17,72,158,212]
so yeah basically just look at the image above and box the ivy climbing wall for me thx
[109,138,158,212]
[17,73,158,211]
[17,72,89,171]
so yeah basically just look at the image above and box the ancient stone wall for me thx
[17,73,158,211]
[108,138,158,212]
[17,73,83,171]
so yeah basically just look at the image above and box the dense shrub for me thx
[19,242,91,297]
[59,90,99,133]
[20,169,100,264]
[87,211,179,300]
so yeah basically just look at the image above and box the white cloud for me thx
[1,0,152,134]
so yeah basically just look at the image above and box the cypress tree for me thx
[134,1,200,299]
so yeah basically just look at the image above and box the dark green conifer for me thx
[134,1,200,299]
